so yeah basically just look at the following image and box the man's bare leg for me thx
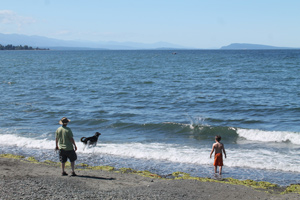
[71,161,75,173]
[61,162,66,173]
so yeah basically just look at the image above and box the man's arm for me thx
[55,138,59,150]
[71,138,77,151]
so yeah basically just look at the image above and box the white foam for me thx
[237,128,300,144]
[0,134,54,149]
[224,148,300,172]
[0,134,94,151]
[1,134,300,173]
[93,143,212,165]
[90,143,300,172]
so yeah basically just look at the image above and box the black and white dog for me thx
[80,132,101,149]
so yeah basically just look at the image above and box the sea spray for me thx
[186,114,207,129]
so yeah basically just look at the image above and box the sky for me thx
[1,0,300,49]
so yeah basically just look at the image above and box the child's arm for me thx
[209,144,215,158]
[222,144,227,158]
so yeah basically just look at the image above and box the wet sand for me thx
[0,157,299,200]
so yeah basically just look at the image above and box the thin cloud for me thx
[0,10,36,26]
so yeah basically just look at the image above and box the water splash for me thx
[186,114,207,129]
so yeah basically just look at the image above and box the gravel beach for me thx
[1,157,299,200]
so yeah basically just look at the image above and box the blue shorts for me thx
[59,149,77,163]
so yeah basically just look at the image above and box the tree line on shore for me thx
[0,44,49,50]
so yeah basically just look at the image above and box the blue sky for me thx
[1,0,300,48]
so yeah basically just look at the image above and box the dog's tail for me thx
[80,137,87,143]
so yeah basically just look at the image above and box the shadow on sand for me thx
[74,175,115,180]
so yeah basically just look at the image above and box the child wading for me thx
[210,135,227,175]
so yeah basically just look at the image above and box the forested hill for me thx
[0,44,49,50]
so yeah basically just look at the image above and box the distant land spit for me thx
[0,44,48,50]
[220,43,297,50]
[1,33,299,50]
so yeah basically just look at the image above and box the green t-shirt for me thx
[55,126,74,151]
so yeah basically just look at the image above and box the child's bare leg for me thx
[214,166,217,173]
[219,166,222,175]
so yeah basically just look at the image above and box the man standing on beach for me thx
[210,135,227,175]
[55,117,77,176]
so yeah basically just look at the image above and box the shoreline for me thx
[1,154,300,199]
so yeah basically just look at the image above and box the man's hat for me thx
[59,117,70,125]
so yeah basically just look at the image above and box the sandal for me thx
[62,172,68,176]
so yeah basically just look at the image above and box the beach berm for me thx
[1,154,300,199]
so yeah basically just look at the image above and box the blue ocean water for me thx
[1,50,300,186]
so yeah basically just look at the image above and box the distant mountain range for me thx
[1,33,299,50]
[0,33,188,50]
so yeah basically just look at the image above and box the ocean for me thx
[1,49,300,186]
